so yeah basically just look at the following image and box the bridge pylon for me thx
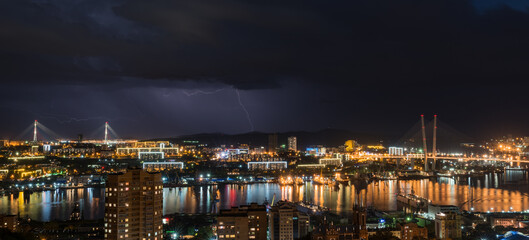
[33,120,38,143]
[104,122,109,144]
[421,115,428,171]
[432,115,437,171]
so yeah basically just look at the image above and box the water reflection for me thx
[0,171,528,221]
[0,188,105,221]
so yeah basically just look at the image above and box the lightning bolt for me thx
[179,87,255,132]
[235,89,255,132]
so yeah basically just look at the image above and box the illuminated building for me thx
[306,146,326,156]
[0,215,18,232]
[138,152,165,161]
[43,144,51,152]
[400,223,427,240]
[319,158,342,166]
[247,161,287,171]
[15,168,43,179]
[105,168,163,240]
[297,164,325,169]
[226,148,249,155]
[216,203,267,240]
[116,141,179,160]
[269,201,310,240]
[142,161,184,172]
[52,143,96,157]
[491,215,525,228]
[435,212,462,240]
[345,140,358,151]
[366,145,385,151]
[389,147,404,156]
[288,136,297,151]
[216,148,250,161]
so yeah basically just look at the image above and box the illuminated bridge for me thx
[346,153,529,164]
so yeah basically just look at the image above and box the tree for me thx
[194,226,213,240]
[467,223,496,240]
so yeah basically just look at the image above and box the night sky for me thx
[2,0,529,140]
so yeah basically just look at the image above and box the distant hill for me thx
[156,129,392,149]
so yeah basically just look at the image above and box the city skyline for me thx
[3,114,529,143]
[3,1,529,240]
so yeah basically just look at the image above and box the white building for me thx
[247,161,287,171]
[288,136,297,151]
[143,161,184,171]
[319,158,342,166]
[116,141,179,159]
[389,147,404,156]
[427,204,459,219]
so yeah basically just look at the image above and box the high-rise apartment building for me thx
[216,203,268,240]
[287,136,297,151]
[105,168,163,240]
[435,212,462,240]
[269,201,310,240]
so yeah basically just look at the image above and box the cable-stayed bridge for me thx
[349,115,525,167]
[15,120,119,143]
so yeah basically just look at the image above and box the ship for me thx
[396,191,429,212]
[372,172,398,180]
[295,177,304,185]
[312,175,332,185]
[279,176,294,185]
[334,173,350,183]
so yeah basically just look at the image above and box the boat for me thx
[279,176,294,185]
[312,175,332,185]
[398,170,429,180]
[295,177,304,185]
[334,173,350,183]
[373,172,398,180]
[436,171,453,177]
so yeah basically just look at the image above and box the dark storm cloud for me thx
[2,0,529,89]
[2,0,529,139]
